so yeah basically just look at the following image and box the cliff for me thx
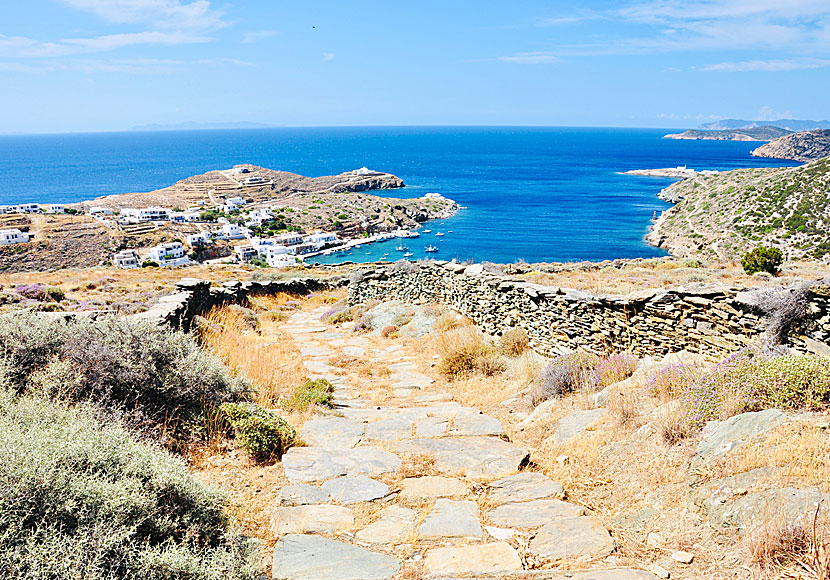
[751,130,830,162]
[647,157,830,260]
[664,126,791,141]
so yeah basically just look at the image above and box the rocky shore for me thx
[751,129,830,162]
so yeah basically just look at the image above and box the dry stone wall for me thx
[348,261,830,359]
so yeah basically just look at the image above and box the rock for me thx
[547,408,607,445]
[417,499,483,539]
[671,551,694,564]
[399,476,468,500]
[646,532,665,547]
[648,563,671,578]
[365,417,413,441]
[485,525,515,540]
[276,484,331,506]
[355,506,417,544]
[696,409,786,460]
[282,446,402,483]
[529,516,615,560]
[449,412,504,436]
[704,485,830,530]
[270,505,354,535]
[540,572,661,580]
[272,534,401,580]
[321,475,389,504]
[299,417,365,449]
[487,499,586,528]
[487,472,565,503]
[422,542,522,576]
[392,436,529,478]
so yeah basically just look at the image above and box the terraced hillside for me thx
[647,157,830,260]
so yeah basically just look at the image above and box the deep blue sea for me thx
[0,127,798,264]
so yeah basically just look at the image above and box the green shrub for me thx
[219,402,296,461]
[0,314,246,444]
[0,393,258,580]
[45,286,65,302]
[142,260,159,268]
[438,341,505,379]
[741,245,783,275]
[498,328,530,357]
[281,378,335,410]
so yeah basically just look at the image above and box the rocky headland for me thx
[647,157,830,260]
[663,126,792,141]
[751,129,830,162]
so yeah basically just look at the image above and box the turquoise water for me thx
[0,126,797,263]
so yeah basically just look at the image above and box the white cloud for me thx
[498,52,557,64]
[242,30,278,44]
[757,105,793,121]
[57,0,227,31]
[322,52,335,62]
[0,56,251,74]
[703,58,830,72]
[0,31,210,58]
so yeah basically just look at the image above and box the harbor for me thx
[308,225,456,265]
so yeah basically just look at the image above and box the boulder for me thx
[272,534,401,580]
[321,475,389,505]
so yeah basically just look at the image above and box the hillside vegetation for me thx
[648,157,830,260]
[752,129,830,162]
[664,126,792,141]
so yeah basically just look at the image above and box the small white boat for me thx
[395,245,406,251]
[408,231,420,238]
[435,232,445,237]
[423,229,432,233]
[403,251,414,257]
[354,244,362,249]
[425,245,438,253]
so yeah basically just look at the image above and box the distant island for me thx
[698,118,830,131]
[751,129,830,162]
[663,126,792,142]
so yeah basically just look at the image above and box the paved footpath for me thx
[272,307,656,580]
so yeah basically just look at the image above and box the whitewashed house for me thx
[148,242,189,266]
[303,232,337,248]
[42,204,65,214]
[243,176,266,186]
[113,249,139,269]
[352,167,381,176]
[122,207,170,223]
[0,229,29,245]
[186,232,211,246]
[227,166,250,175]
[233,245,259,263]
[89,206,113,216]
[16,203,40,214]
[218,223,247,240]
[245,208,274,227]
[274,232,303,246]
[170,211,200,223]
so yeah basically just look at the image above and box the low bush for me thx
[594,352,638,388]
[226,304,259,331]
[530,351,599,405]
[219,402,296,461]
[281,378,335,410]
[0,393,258,580]
[14,284,63,302]
[741,245,784,275]
[353,313,373,333]
[646,363,701,400]
[499,328,530,357]
[380,324,399,338]
[0,313,246,444]
[437,335,505,379]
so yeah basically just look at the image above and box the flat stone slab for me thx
[418,499,483,539]
[488,472,565,504]
[271,505,354,535]
[529,516,615,560]
[487,499,586,528]
[547,408,607,445]
[282,446,402,483]
[273,534,401,580]
[365,417,413,441]
[276,484,331,506]
[400,476,468,501]
[392,436,529,478]
[302,360,335,374]
[449,412,504,436]
[321,475,389,505]
[696,409,786,460]
[423,542,522,576]
[300,417,365,449]
[355,505,418,544]
[542,571,661,580]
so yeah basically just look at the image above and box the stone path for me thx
[272,307,656,580]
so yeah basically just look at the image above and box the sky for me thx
[1,0,829,133]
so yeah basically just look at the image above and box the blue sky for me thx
[1,0,829,133]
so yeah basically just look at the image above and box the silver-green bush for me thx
[0,393,258,580]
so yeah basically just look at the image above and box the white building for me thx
[89,206,113,216]
[42,204,65,214]
[186,232,211,246]
[0,229,29,245]
[233,245,259,263]
[0,206,15,214]
[122,207,170,223]
[16,203,40,213]
[274,232,303,246]
[148,242,190,266]
[352,167,382,176]
[424,193,446,200]
[266,253,298,268]
[243,176,266,186]
[216,223,247,240]
[245,208,274,227]
[113,249,139,269]
[303,232,337,248]
[170,211,201,223]
[227,166,250,175]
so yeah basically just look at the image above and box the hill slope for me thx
[647,157,830,259]
[699,118,830,131]
[751,130,830,162]
[664,126,791,141]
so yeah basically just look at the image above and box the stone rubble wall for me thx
[347,261,830,359]
[133,276,348,331]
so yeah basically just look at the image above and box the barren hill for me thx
[751,129,830,162]
[664,126,791,142]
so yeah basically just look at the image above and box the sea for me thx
[0,126,799,264]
